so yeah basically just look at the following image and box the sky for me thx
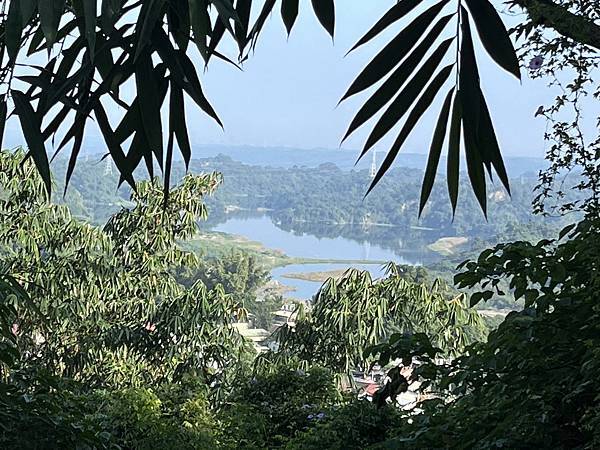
[185,1,552,157]
[2,1,571,159]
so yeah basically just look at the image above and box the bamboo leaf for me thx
[12,90,51,196]
[342,14,452,142]
[168,0,191,51]
[460,8,487,214]
[360,38,453,159]
[190,0,211,61]
[83,0,97,59]
[465,0,520,79]
[477,87,511,194]
[341,0,449,102]
[249,0,276,49]
[419,88,454,215]
[0,95,7,149]
[21,0,37,26]
[38,0,67,47]
[6,0,23,61]
[170,84,192,170]
[311,0,335,38]
[348,0,422,53]
[135,56,164,168]
[367,64,453,195]
[64,121,85,195]
[447,92,462,214]
[281,0,299,36]
[135,0,166,60]
[234,0,252,53]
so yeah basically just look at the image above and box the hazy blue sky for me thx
[188,2,551,157]
[2,2,572,159]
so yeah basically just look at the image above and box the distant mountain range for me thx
[189,145,546,178]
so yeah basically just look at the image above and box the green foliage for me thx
[363,218,600,448]
[220,365,341,449]
[285,400,402,450]
[0,150,249,391]
[272,264,485,375]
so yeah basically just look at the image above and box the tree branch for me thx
[511,0,600,51]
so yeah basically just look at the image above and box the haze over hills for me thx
[189,145,547,177]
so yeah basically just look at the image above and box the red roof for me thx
[364,384,380,396]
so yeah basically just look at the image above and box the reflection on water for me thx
[212,215,440,300]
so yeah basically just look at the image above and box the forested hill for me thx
[51,153,571,243]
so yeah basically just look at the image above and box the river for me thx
[213,215,439,300]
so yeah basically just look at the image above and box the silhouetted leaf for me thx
[342,14,452,142]
[420,88,454,215]
[6,0,23,61]
[168,0,191,51]
[94,103,135,188]
[12,90,51,196]
[21,0,37,26]
[249,0,276,49]
[135,0,166,60]
[210,0,240,35]
[234,0,252,52]
[460,9,487,214]
[82,0,97,59]
[177,50,223,127]
[64,120,85,195]
[367,64,453,195]
[101,0,121,30]
[465,0,520,79]
[170,84,192,170]
[0,95,7,149]
[135,57,164,168]
[447,93,462,214]
[478,87,511,194]
[281,0,299,36]
[311,0,334,38]
[360,38,453,158]
[341,0,449,101]
[348,0,422,53]
[190,0,211,61]
[38,0,67,47]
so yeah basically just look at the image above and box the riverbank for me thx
[182,231,390,270]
